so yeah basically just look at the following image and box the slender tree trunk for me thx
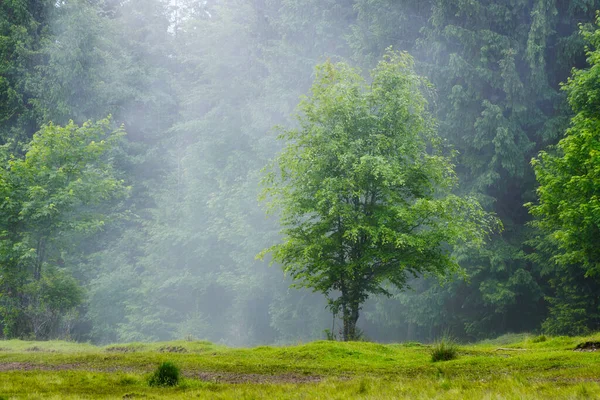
[34,236,46,281]
[341,298,360,341]
[342,303,349,341]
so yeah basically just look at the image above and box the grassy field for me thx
[0,333,599,399]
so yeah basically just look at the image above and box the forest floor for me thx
[0,333,599,399]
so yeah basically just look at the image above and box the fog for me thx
[0,0,597,345]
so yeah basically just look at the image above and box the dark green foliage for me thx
[148,361,180,387]
[532,335,547,343]
[0,0,55,144]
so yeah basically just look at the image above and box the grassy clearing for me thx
[0,334,598,399]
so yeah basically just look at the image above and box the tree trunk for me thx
[34,236,46,281]
[342,301,360,341]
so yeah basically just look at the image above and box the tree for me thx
[0,118,128,338]
[527,16,600,334]
[261,51,496,341]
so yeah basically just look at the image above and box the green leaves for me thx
[262,50,496,339]
[528,15,600,334]
[0,118,127,338]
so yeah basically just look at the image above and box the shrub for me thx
[532,335,547,343]
[148,361,180,387]
[431,337,458,362]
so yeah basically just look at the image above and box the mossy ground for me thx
[0,333,599,399]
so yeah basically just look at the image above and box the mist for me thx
[0,0,598,346]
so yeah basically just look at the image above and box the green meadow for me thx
[0,334,599,399]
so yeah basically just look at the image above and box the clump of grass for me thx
[148,361,180,387]
[118,375,138,386]
[430,337,459,362]
[357,378,370,394]
[532,335,547,343]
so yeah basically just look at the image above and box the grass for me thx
[0,334,598,398]
[148,361,181,387]
[430,337,459,362]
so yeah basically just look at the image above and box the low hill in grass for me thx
[0,333,599,399]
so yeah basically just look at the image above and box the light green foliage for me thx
[530,16,600,275]
[528,15,600,334]
[262,51,495,340]
[0,118,128,339]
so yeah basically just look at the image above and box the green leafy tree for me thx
[528,16,600,334]
[0,118,128,338]
[261,52,495,341]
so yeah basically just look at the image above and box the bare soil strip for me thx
[0,362,83,372]
[183,371,321,384]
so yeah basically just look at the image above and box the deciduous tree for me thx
[0,118,128,338]
[261,51,495,340]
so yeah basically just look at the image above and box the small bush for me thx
[532,335,547,343]
[431,338,458,362]
[148,361,180,387]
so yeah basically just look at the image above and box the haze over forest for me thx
[1,0,600,346]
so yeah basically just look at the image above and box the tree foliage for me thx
[0,118,127,338]
[261,52,495,340]
[528,16,600,334]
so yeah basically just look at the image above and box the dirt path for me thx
[183,370,322,384]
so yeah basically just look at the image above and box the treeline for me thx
[0,0,598,344]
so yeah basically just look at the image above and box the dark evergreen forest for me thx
[1,0,600,345]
